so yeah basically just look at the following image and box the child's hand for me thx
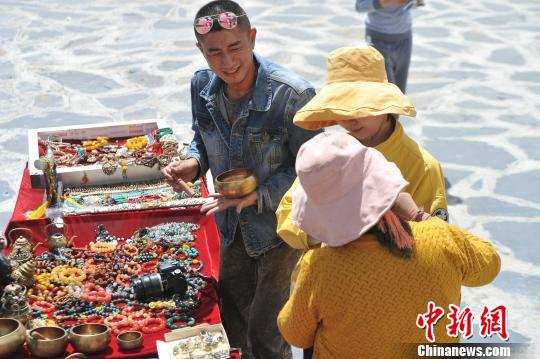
[392,192,431,221]
[380,0,409,8]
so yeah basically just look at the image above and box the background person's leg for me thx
[393,35,412,94]
[367,36,397,87]
[219,228,257,357]
[248,243,302,359]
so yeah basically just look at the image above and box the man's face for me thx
[196,26,256,87]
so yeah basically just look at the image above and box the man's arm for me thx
[256,88,322,214]
[185,74,210,179]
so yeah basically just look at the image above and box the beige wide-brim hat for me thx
[294,46,417,130]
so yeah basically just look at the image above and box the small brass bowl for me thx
[214,168,257,199]
[0,318,26,358]
[69,323,111,354]
[27,326,69,358]
[117,331,143,351]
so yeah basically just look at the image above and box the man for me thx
[162,1,321,357]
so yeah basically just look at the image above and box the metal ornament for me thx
[101,159,118,176]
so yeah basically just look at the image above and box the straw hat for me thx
[293,46,416,130]
[292,132,408,246]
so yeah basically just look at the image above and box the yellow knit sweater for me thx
[277,219,501,359]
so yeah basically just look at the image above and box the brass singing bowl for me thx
[27,326,69,358]
[0,318,26,358]
[69,323,111,354]
[214,168,257,199]
[117,330,143,351]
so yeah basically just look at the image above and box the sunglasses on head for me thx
[194,11,247,35]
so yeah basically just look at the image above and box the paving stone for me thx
[34,94,64,108]
[98,93,148,109]
[492,271,540,299]
[424,140,515,169]
[511,71,540,83]
[423,126,505,138]
[488,47,525,66]
[509,137,540,161]
[5,112,111,129]
[455,100,503,109]
[467,197,540,217]
[496,170,540,203]
[485,222,540,264]
[464,86,520,101]
[125,68,164,88]
[0,61,15,80]
[158,60,191,71]
[45,70,121,93]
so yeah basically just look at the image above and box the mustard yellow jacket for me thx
[277,219,501,358]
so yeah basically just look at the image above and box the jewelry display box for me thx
[28,119,172,188]
[157,323,230,359]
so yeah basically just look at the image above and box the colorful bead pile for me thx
[28,222,209,335]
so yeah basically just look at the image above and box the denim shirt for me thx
[186,53,322,256]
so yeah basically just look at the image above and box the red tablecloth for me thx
[6,169,223,359]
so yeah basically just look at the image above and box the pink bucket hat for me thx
[292,132,408,247]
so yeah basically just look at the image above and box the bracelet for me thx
[125,262,142,275]
[32,301,56,313]
[127,310,149,326]
[90,242,116,253]
[83,314,104,324]
[141,317,166,334]
[121,244,139,256]
[103,313,128,328]
[59,267,86,284]
[149,300,175,310]
[188,259,203,273]
[166,315,195,330]
[112,320,140,335]
[57,315,80,329]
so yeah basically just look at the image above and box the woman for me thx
[277,46,448,251]
[277,132,501,358]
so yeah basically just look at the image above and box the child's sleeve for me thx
[276,178,311,250]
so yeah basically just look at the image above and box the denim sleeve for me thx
[185,75,209,179]
[355,0,382,12]
[256,88,322,214]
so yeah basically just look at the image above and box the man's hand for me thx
[162,158,199,195]
[200,191,257,216]
[380,0,409,7]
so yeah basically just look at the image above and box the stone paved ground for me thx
[0,0,538,356]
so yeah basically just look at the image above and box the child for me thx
[355,0,424,93]
[276,46,447,250]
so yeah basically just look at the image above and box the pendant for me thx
[102,159,118,176]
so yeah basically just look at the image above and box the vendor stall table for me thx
[5,168,223,358]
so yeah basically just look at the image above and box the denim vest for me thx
[186,53,321,256]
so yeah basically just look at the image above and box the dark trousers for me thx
[367,34,413,94]
[219,228,301,359]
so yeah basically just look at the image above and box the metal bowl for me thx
[69,323,111,354]
[0,318,26,358]
[117,331,143,351]
[27,326,69,358]
[214,168,257,199]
